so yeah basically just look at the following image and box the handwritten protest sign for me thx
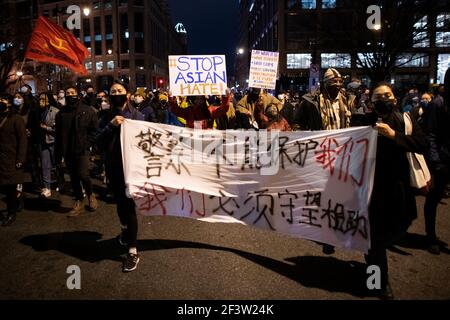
[168,55,227,96]
[248,50,279,90]
[121,120,377,252]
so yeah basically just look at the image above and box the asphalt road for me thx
[0,178,449,300]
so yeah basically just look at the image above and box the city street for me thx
[1,178,449,300]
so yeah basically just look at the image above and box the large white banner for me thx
[248,50,279,90]
[121,120,378,252]
[168,55,227,96]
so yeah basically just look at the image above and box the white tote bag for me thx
[403,113,431,193]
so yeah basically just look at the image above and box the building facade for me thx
[36,0,186,92]
[236,0,450,93]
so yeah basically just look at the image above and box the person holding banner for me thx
[96,81,144,272]
[368,83,427,299]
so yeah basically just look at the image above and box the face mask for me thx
[101,101,110,110]
[20,87,28,94]
[66,95,79,106]
[325,85,341,98]
[110,94,128,108]
[134,96,144,105]
[13,98,24,106]
[87,92,94,97]
[420,100,429,108]
[0,102,8,112]
[373,100,395,116]
[58,92,65,98]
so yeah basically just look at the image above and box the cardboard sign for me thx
[168,55,227,96]
[249,50,279,90]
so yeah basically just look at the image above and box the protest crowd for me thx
[1,60,449,298]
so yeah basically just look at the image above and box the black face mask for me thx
[325,85,341,98]
[110,94,128,108]
[0,102,8,113]
[66,95,79,106]
[373,100,395,116]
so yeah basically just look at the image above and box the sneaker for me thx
[67,200,84,217]
[87,194,98,211]
[41,188,51,198]
[123,253,140,272]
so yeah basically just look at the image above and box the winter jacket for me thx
[40,106,59,145]
[55,101,98,161]
[0,113,27,185]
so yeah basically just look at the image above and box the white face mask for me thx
[13,98,24,106]
[58,92,65,98]
[101,101,110,110]
[20,87,28,93]
[134,96,144,104]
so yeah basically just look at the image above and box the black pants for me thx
[1,184,18,216]
[65,155,93,200]
[424,164,449,242]
[111,170,137,248]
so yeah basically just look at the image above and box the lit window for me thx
[85,62,92,72]
[96,61,103,71]
[436,32,450,47]
[356,53,374,68]
[287,53,312,69]
[436,14,450,28]
[396,53,429,67]
[107,61,114,71]
[321,53,351,68]
[302,0,316,9]
[437,54,450,83]
[321,0,336,9]
[413,32,430,48]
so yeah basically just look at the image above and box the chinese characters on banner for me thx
[168,55,227,96]
[248,50,279,90]
[121,120,377,253]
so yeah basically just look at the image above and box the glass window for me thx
[121,60,130,69]
[286,0,296,9]
[121,13,129,54]
[436,32,450,47]
[135,12,144,53]
[83,19,90,47]
[321,53,351,68]
[413,32,430,48]
[96,61,103,71]
[437,54,450,83]
[94,17,102,55]
[104,1,112,9]
[136,59,145,69]
[321,0,336,9]
[136,73,146,87]
[105,15,113,54]
[107,60,114,71]
[396,53,429,67]
[85,62,92,72]
[302,0,316,9]
[356,53,374,68]
[436,14,450,28]
[287,53,312,69]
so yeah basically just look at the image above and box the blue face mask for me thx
[420,100,429,108]
[13,98,24,106]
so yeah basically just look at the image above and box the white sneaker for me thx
[41,188,51,198]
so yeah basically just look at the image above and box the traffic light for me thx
[159,78,164,85]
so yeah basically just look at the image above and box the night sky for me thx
[167,0,239,76]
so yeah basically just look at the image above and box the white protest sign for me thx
[121,120,378,252]
[168,55,227,96]
[248,50,279,90]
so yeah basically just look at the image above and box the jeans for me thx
[40,144,55,189]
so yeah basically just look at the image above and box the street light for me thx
[16,71,23,77]
[237,48,244,55]
[107,49,112,55]
[83,7,90,17]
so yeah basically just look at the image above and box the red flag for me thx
[25,16,89,75]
